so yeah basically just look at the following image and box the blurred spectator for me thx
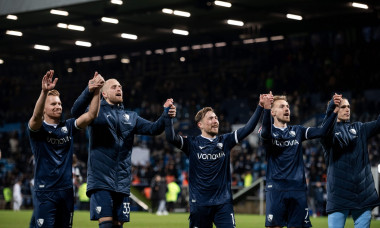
[166,178,181,213]
[13,178,22,211]
[151,175,168,215]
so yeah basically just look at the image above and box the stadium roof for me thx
[1,0,380,61]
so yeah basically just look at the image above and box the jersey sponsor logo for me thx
[271,139,299,147]
[96,206,102,214]
[46,136,71,145]
[217,143,223,149]
[37,218,44,227]
[197,152,225,160]
[289,130,296,137]
[267,214,273,222]
[61,126,68,133]
[349,128,357,135]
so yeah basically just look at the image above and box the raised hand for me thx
[333,93,342,107]
[88,72,105,92]
[42,70,58,92]
[163,98,174,108]
[168,104,176,118]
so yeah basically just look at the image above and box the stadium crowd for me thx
[1,27,380,215]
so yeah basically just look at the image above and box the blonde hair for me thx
[272,95,287,108]
[47,89,60,97]
[195,107,214,124]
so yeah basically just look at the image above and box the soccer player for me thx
[71,78,176,228]
[321,96,380,228]
[28,70,103,227]
[165,94,272,228]
[260,94,341,228]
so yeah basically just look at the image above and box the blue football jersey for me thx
[178,132,238,206]
[262,125,309,191]
[28,119,80,191]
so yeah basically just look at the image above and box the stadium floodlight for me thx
[173,10,191,17]
[91,56,102,61]
[214,1,232,8]
[121,33,138,40]
[111,0,123,5]
[101,17,119,24]
[192,45,201,50]
[227,19,244,26]
[180,46,190,51]
[103,54,118,60]
[154,49,164,54]
[57,23,68,28]
[68,24,85,31]
[145,50,152,55]
[0,59,4,64]
[201,43,213,49]
[121,58,130,63]
[286,13,303,20]
[180,57,186,62]
[352,2,369,9]
[165,47,177,53]
[254,37,268,43]
[270,35,285,41]
[6,15,18,20]
[75,40,92,47]
[6,30,22,36]
[67,68,73,73]
[34,44,50,51]
[50,9,69,16]
[243,39,254,44]
[162,8,173,14]
[215,42,226,47]
[172,29,189,36]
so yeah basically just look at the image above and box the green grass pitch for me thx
[1,210,380,227]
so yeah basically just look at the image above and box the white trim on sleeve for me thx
[305,127,310,140]
[179,135,184,150]
[234,130,238,144]
[74,120,81,130]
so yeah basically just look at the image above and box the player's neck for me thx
[273,119,287,128]
[201,132,217,139]
[43,115,60,125]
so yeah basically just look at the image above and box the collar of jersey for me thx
[273,124,287,131]
[101,99,124,109]
[43,120,58,128]
[200,135,216,141]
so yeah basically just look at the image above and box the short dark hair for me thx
[195,107,214,124]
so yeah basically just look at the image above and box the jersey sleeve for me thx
[71,86,92,118]
[235,105,263,142]
[363,115,380,138]
[164,116,190,156]
[305,112,337,140]
[259,109,272,140]
[135,109,169,135]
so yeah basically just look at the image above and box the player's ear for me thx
[101,91,107,98]
[271,109,275,117]
[197,121,202,129]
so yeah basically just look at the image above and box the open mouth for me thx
[116,93,122,97]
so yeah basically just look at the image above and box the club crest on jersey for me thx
[37,218,44,227]
[96,206,102,214]
[124,114,130,122]
[61,126,68,133]
[217,143,223,149]
[267,214,273,222]
[289,131,296,137]
[349,129,357,135]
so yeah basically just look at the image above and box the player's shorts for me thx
[189,203,236,228]
[265,190,312,227]
[90,190,131,222]
[34,188,74,228]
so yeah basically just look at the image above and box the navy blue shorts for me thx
[265,190,312,227]
[34,188,74,228]
[90,190,131,222]
[189,203,236,228]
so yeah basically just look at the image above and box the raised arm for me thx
[235,94,271,142]
[259,93,274,140]
[136,99,176,135]
[307,95,341,139]
[71,72,104,118]
[75,87,101,129]
[29,70,58,131]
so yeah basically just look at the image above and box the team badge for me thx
[349,129,357,135]
[61,126,68,133]
[96,206,102,214]
[289,131,296,137]
[37,218,44,227]
[267,214,273,222]
[124,114,130,122]
[217,143,223,149]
